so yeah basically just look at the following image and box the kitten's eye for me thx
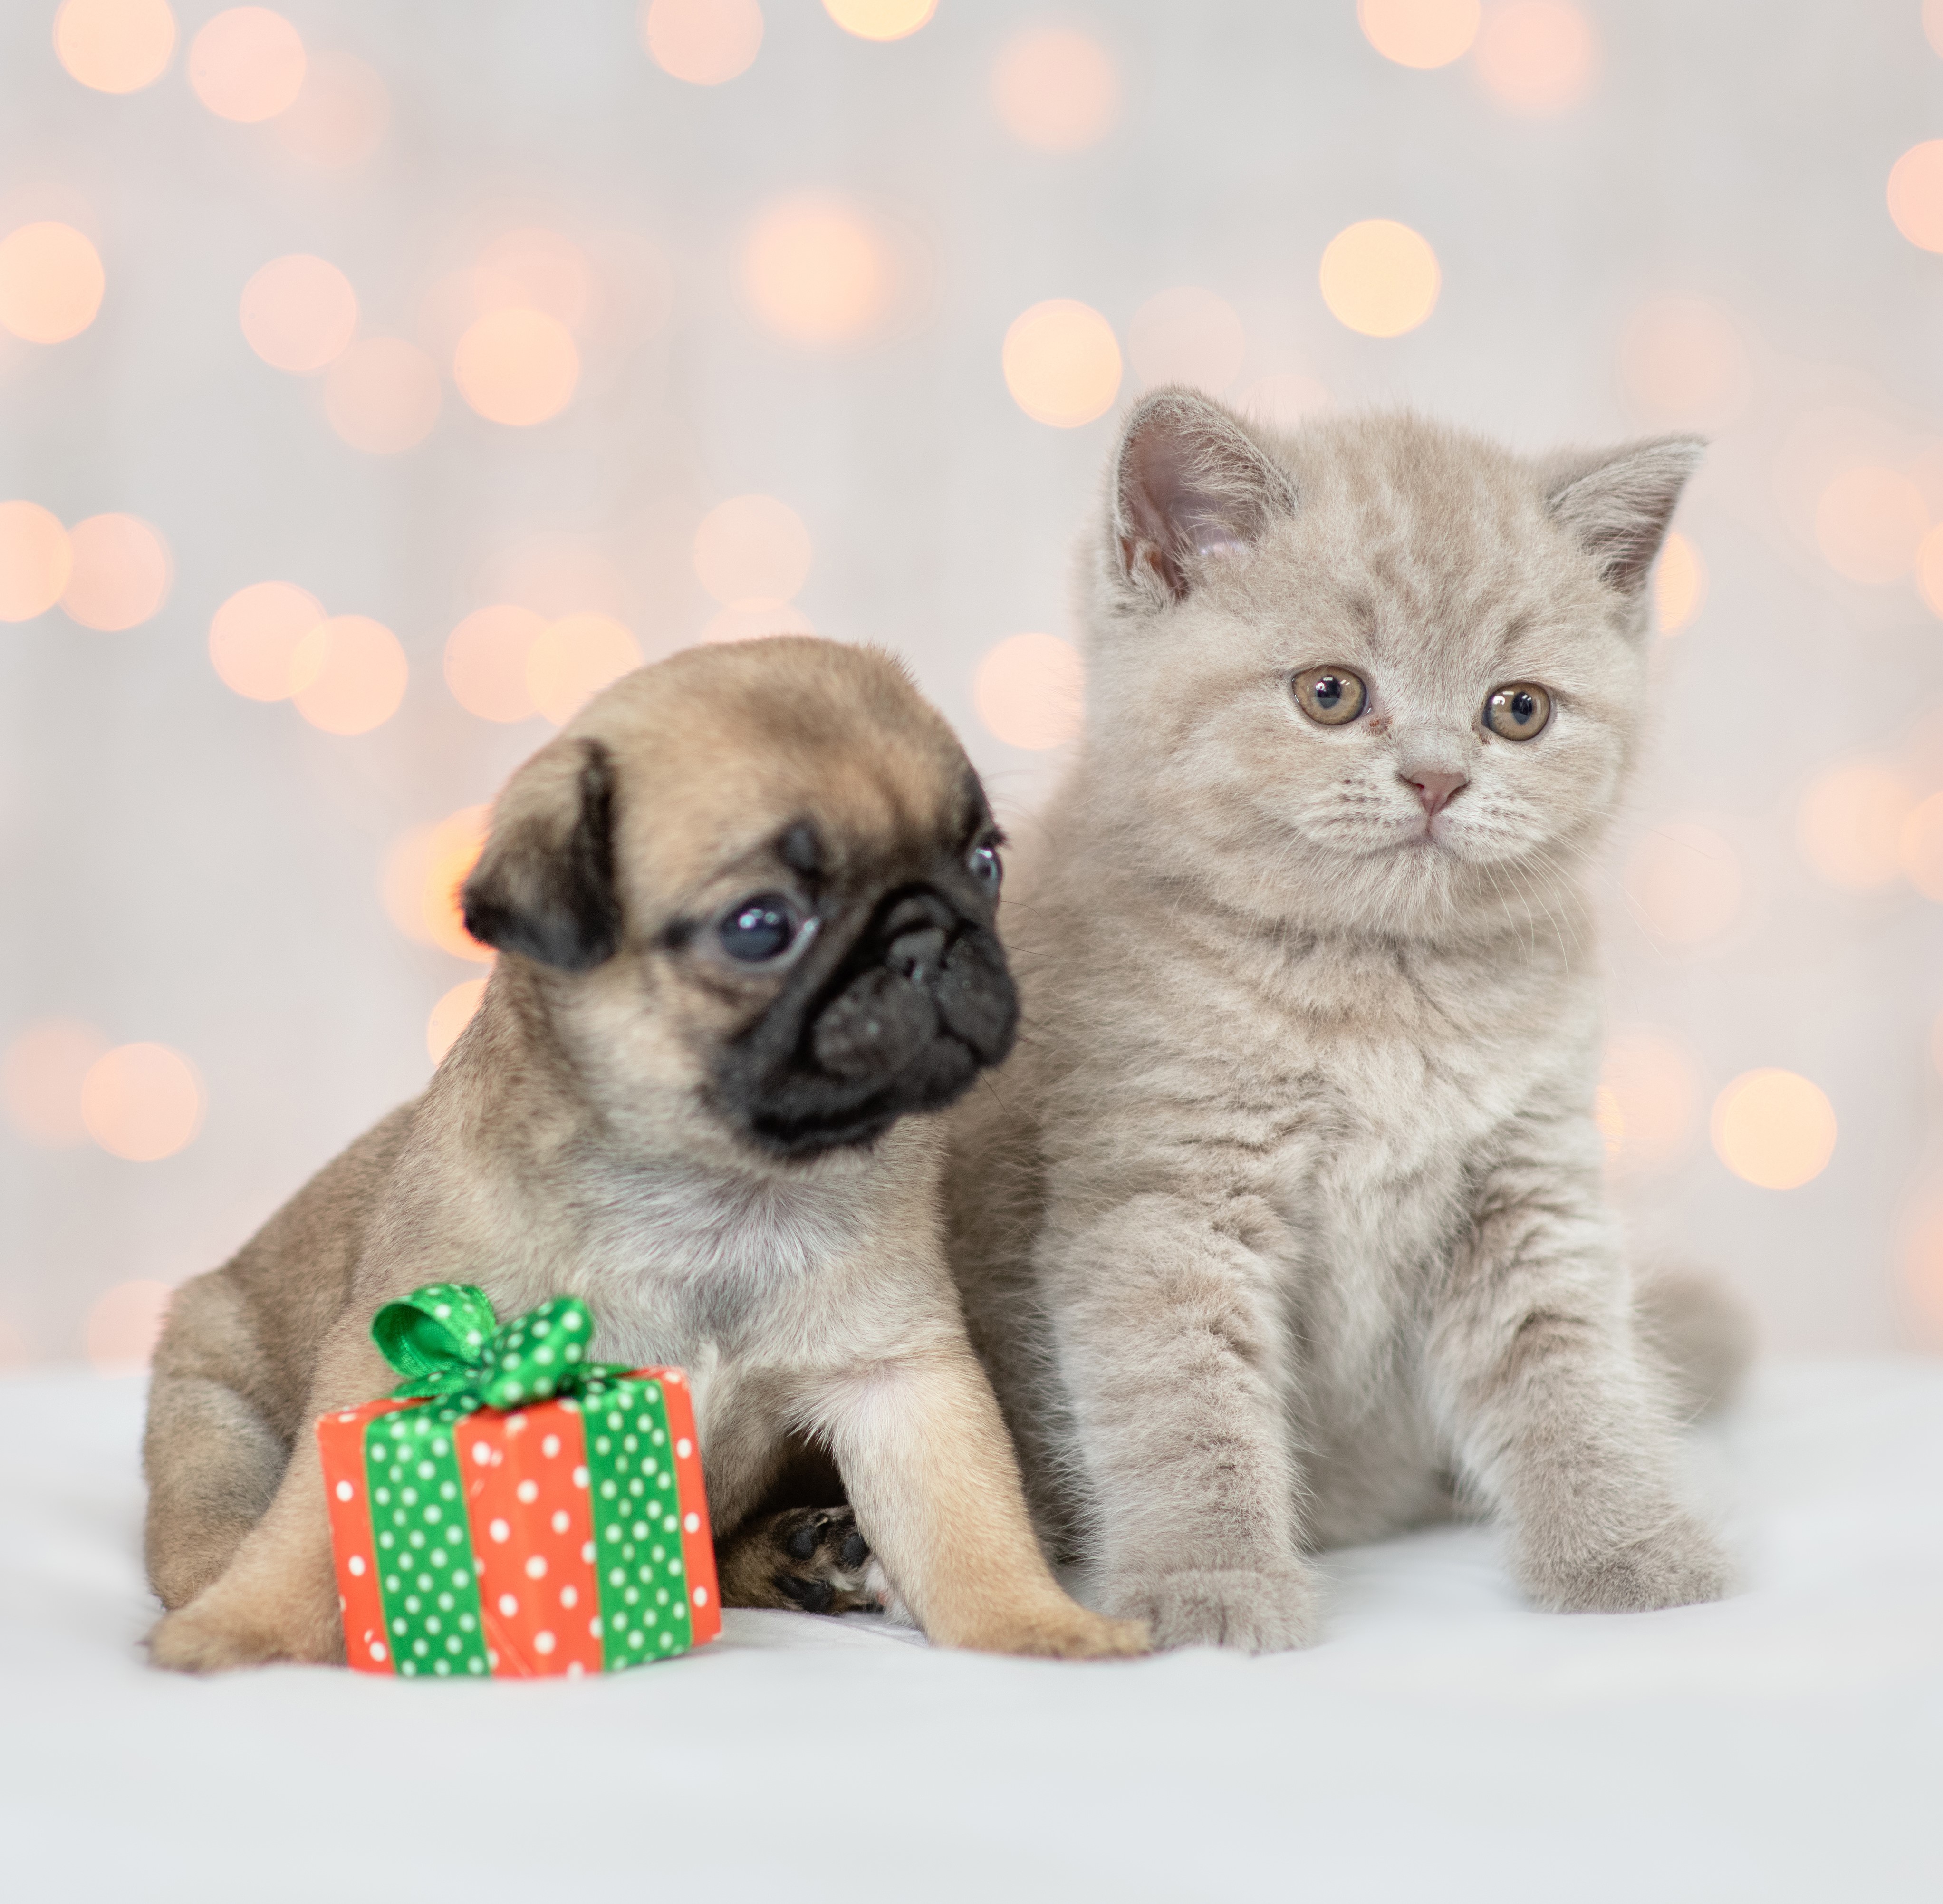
[717,894,805,964]
[966,843,1002,896]
[1293,666,1367,726]
[1483,683,1552,741]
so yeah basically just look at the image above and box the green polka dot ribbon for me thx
[577,1377,694,1662]
[366,1402,490,1679]
[372,1283,632,1409]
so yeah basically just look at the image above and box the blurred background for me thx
[3,0,1942,1371]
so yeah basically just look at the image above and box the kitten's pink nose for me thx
[1404,770,1467,817]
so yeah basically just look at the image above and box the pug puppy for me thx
[144,638,1146,1670]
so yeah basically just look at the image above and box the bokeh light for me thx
[289,615,408,735]
[87,1279,173,1372]
[693,494,812,605]
[641,0,763,86]
[453,308,580,426]
[1472,0,1597,115]
[208,580,325,701]
[81,1042,203,1160]
[1653,529,1706,633]
[187,7,304,122]
[1813,466,1927,584]
[1711,1068,1837,1190]
[1917,524,1943,618]
[481,532,630,622]
[2,1018,108,1145]
[0,222,105,344]
[239,253,357,375]
[1318,220,1440,338]
[427,977,489,1065]
[1621,820,1742,946]
[1597,1026,1701,1177]
[1358,0,1480,68]
[386,808,492,962]
[1887,141,1943,252]
[974,633,1085,750]
[274,50,389,169]
[823,0,934,39]
[1927,0,1943,56]
[1618,297,1750,427]
[1900,1194,1943,1340]
[1796,762,1916,892]
[1240,373,1332,430]
[476,229,595,332]
[528,613,644,725]
[445,606,545,722]
[54,0,177,94]
[321,337,442,454]
[991,28,1119,150]
[0,502,74,621]
[1002,299,1122,427]
[60,513,171,630]
[1127,287,1247,393]
[702,599,815,644]
[742,196,888,346]
[1900,791,1943,902]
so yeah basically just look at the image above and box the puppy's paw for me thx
[1102,1562,1321,1653]
[716,1505,880,1616]
[146,1596,337,1674]
[1519,1512,1732,1614]
[947,1599,1149,1660]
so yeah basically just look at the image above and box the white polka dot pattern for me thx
[579,1377,693,1664]
[364,1403,489,1679]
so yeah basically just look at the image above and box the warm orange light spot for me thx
[208,580,325,700]
[974,633,1085,751]
[427,976,489,1065]
[274,50,388,168]
[1240,374,1332,431]
[476,229,594,333]
[1126,287,1247,394]
[1618,297,1749,427]
[1598,1027,1700,1177]
[1473,0,1596,114]
[527,613,644,726]
[453,309,580,426]
[823,0,934,41]
[61,513,171,630]
[481,532,631,622]
[385,808,492,962]
[742,196,888,346]
[87,1280,173,1372]
[445,605,545,722]
[1813,466,1927,585]
[991,28,1119,150]
[1888,141,1943,253]
[1900,790,1943,902]
[1917,525,1943,618]
[321,337,441,454]
[239,253,357,375]
[2,1018,108,1146]
[55,0,176,94]
[0,222,105,344]
[0,502,74,621]
[1901,1196,1943,1339]
[1318,220,1440,338]
[1002,300,1122,427]
[1358,0,1480,68]
[290,614,408,735]
[1621,820,1741,946]
[693,495,812,605]
[1653,530,1706,634]
[701,599,816,645]
[1711,1069,1836,1190]
[1927,0,1943,56]
[82,1042,203,1160]
[641,0,763,85]
[188,6,304,122]
[1796,762,1916,892]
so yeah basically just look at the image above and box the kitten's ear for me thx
[462,737,622,971]
[1111,387,1299,602]
[1541,435,1705,597]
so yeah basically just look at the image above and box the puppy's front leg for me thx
[814,1347,1146,1658]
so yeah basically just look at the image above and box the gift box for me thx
[317,1283,721,1678]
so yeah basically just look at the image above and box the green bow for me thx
[371,1283,632,1411]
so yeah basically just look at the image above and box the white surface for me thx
[2,1361,1940,1902]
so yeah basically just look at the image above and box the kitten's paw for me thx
[1102,1563,1321,1653]
[715,1505,880,1616]
[1520,1513,1733,1614]
[146,1597,337,1673]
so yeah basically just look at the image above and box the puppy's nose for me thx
[1403,770,1467,817]
[887,924,947,987]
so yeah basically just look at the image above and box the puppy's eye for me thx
[1293,666,1367,726]
[967,843,1002,896]
[1483,683,1552,741]
[718,894,803,964]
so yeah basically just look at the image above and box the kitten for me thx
[948,392,1750,1651]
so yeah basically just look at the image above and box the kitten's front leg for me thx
[1427,1149,1731,1613]
[1048,1193,1319,1652]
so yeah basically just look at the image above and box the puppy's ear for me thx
[1110,387,1299,603]
[1541,435,1705,598]
[462,738,622,972]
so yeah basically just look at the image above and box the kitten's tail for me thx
[1633,1260,1757,1421]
